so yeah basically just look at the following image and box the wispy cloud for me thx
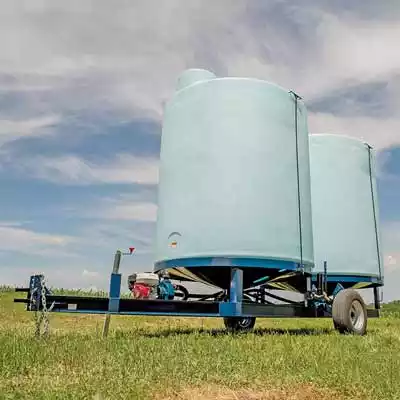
[0,264,106,289]
[4,3,397,114]
[381,221,400,252]
[1,2,399,148]
[0,223,74,256]
[308,113,400,150]
[98,200,157,222]
[14,154,159,185]
[385,254,399,271]
[75,219,156,252]
[379,221,400,282]
[378,147,400,183]
[0,115,60,146]
[68,194,158,251]
[298,16,400,97]
[82,269,100,279]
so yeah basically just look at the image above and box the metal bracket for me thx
[102,248,135,338]
[288,90,303,100]
[219,268,243,317]
[332,282,344,297]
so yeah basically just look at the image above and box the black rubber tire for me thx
[223,317,256,333]
[332,289,367,335]
[174,285,189,301]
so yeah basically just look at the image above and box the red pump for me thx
[131,282,152,299]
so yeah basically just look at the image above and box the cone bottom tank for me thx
[153,69,314,291]
[309,134,383,290]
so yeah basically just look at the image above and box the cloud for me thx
[381,221,400,251]
[1,2,399,150]
[14,154,159,185]
[382,252,400,302]
[297,16,400,98]
[82,269,100,279]
[0,115,60,146]
[378,145,400,174]
[99,200,158,222]
[220,8,400,99]
[0,223,74,256]
[68,194,158,251]
[379,221,400,277]
[326,19,400,82]
[0,221,30,227]
[0,1,239,118]
[0,264,107,290]
[308,113,400,150]
[73,220,156,255]
[385,254,398,267]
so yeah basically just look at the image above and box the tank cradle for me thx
[14,265,380,336]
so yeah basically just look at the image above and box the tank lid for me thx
[175,68,217,91]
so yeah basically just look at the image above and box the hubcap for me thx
[350,300,365,331]
[238,317,253,328]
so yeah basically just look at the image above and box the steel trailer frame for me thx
[13,250,382,337]
[14,266,380,327]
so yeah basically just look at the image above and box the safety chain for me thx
[41,276,50,338]
[30,276,54,338]
[29,284,41,338]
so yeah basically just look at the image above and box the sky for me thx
[0,1,399,301]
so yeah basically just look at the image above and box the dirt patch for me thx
[159,383,348,400]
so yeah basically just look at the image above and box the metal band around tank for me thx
[366,144,383,281]
[289,90,303,268]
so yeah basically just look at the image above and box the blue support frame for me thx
[108,273,121,312]
[332,283,344,297]
[155,257,309,271]
[311,273,382,285]
[219,268,243,317]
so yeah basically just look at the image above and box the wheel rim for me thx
[238,317,253,328]
[349,300,365,331]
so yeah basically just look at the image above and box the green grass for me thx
[1,288,399,399]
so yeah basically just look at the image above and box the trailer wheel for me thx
[223,317,256,333]
[332,289,367,335]
[174,285,189,301]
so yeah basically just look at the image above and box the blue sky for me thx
[0,1,399,301]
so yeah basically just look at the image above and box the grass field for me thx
[1,287,400,400]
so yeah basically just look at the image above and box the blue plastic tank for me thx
[309,134,383,287]
[153,69,314,289]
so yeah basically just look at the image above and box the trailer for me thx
[13,70,384,338]
[13,250,381,338]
